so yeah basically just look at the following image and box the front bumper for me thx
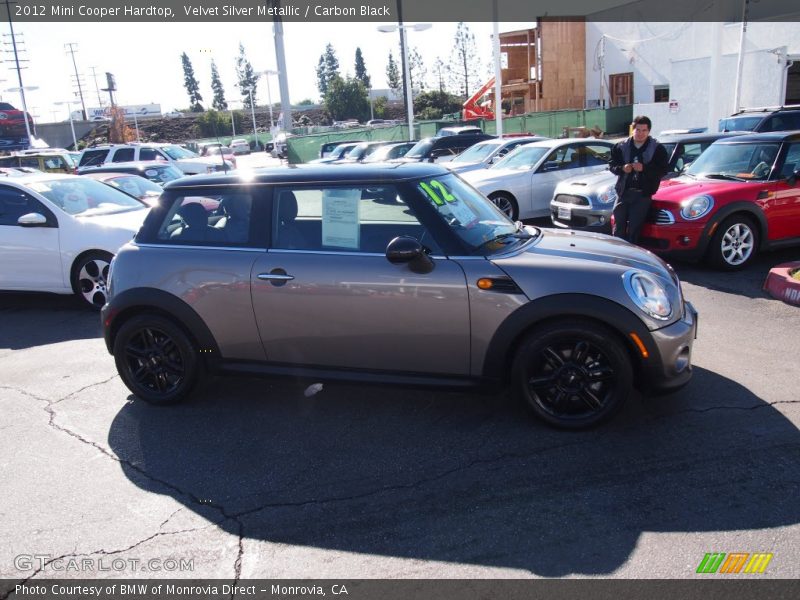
[640,300,698,395]
[639,221,709,260]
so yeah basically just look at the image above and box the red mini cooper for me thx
[639,132,800,269]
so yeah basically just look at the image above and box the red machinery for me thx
[462,77,496,121]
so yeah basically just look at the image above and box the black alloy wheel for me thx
[512,320,633,429]
[113,315,200,405]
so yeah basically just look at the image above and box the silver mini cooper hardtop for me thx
[103,163,697,428]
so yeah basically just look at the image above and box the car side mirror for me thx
[386,236,434,274]
[788,169,800,187]
[17,212,48,227]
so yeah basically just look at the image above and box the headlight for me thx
[0,112,7,120]
[680,195,714,220]
[596,184,618,205]
[623,270,673,320]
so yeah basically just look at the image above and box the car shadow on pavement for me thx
[0,292,101,350]
[669,246,799,300]
[107,366,800,576]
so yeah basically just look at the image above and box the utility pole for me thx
[89,66,104,107]
[65,43,87,120]
[2,0,34,143]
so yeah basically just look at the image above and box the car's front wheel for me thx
[113,315,201,405]
[71,251,113,310]
[488,192,518,221]
[511,319,633,429]
[707,214,759,270]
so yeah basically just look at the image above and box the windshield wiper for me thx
[703,173,746,182]
[472,227,532,255]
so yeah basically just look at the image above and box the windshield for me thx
[718,116,762,132]
[345,144,368,159]
[143,165,183,184]
[451,142,499,163]
[107,175,164,198]
[30,177,145,216]
[686,142,780,181]
[162,145,198,160]
[415,173,530,255]
[331,144,356,159]
[491,145,550,170]
[405,139,435,158]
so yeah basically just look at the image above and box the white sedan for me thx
[0,174,150,309]
[460,138,614,220]
[229,138,251,155]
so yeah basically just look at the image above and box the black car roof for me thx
[658,132,745,144]
[712,130,800,143]
[165,163,450,189]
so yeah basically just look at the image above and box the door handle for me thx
[258,273,294,281]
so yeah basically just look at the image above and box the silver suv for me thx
[102,164,698,429]
[78,143,233,175]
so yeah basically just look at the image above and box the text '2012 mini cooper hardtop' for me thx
[102,163,698,429]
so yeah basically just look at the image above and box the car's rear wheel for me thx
[113,315,200,405]
[511,320,632,429]
[707,214,759,270]
[489,192,518,221]
[70,251,113,310]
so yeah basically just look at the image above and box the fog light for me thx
[675,346,690,373]
[678,236,691,246]
[599,216,606,224]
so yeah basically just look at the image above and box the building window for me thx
[654,86,670,103]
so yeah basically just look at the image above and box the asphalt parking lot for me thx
[1,235,799,583]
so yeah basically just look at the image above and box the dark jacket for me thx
[609,137,669,196]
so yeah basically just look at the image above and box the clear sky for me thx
[7,20,535,121]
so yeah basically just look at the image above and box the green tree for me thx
[210,59,227,111]
[180,52,204,112]
[236,42,258,109]
[373,95,388,118]
[414,90,463,120]
[408,47,426,94]
[316,43,340,98]
[386,51,401,97]
[432,58,448,93]
[324,75,369,122]
[448,22,481,97]
[354,47,371,89]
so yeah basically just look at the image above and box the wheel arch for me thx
[486,190,519,219]
[482,294,659,390]
[103,288,221,369]
[699,202,767,257]
[69,249,114,294]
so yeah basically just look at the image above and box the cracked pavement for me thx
[1,249,799,582]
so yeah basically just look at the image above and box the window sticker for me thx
[418,178,479,228]
[322,188,361,249]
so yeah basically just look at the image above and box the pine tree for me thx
[316,43,340,98]
[448,22,481,97]
[386,51,401,97]
[180,52,204,112]
[210,59,227,111]
[354,47,371,89]
[408,47,426,94]
[433,58,448,93]
[235,42,258,109]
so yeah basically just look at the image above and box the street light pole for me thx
[378,23,431,141]
[230,106,236,137]
[259,69,279,133]
[54,100,78,149]
[247,88,259,150]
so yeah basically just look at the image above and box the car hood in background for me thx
[652,176,765,204]
[461,167,525,188]
[76,207,149,232]
[557,169,616,191]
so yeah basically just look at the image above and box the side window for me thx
[139,148,163,161]
[44,157,65,170]
[0,186,51,226]
[19,157,40,169]
[272,185,441,255]
[112,148,135,162]
[156,192,253,246]
[780,143,800,179]
[674,143,705,172]
[540,145,580,171]
[582,144,612,167]
[79,149,108,167]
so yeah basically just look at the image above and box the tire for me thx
[511,319,633,429]
[489,192,519,221]
[113,314,201,406]
[71,251,113,310]
[707,214,759,270]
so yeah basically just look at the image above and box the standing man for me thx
[609,116,668,243]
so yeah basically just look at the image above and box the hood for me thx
[652,176,764,204]
[175,156,227,166]
[76,206,149,232]
[494,227,673,279]
[557,169,616,191]
[461,167,520,186]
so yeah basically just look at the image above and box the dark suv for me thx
[398,133,495,163]
[102,164,697,429]
[718,105,800,133]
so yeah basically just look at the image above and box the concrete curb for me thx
[763,261,800,306]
